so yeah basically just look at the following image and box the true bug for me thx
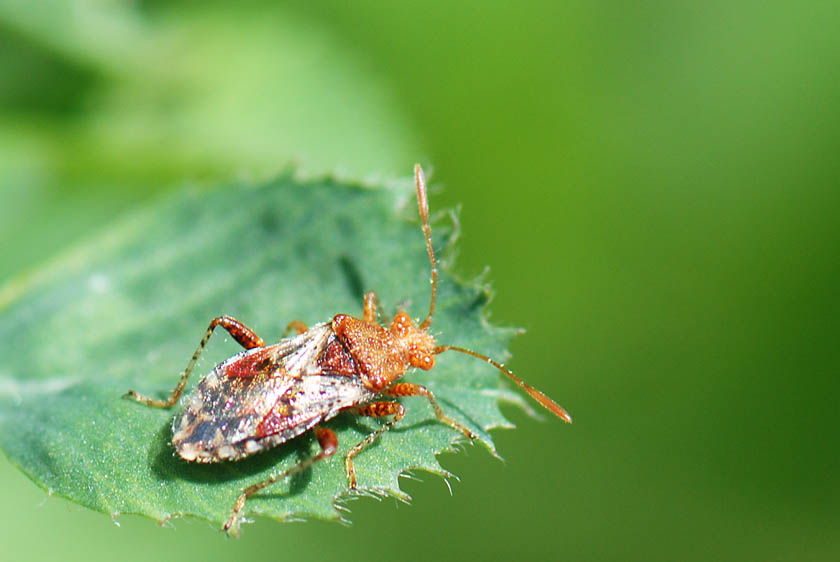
[125,165,572,535]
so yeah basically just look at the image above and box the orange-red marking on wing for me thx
[224,347,276,378]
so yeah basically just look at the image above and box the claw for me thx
[223,518,240,538]
[223,493,247,537]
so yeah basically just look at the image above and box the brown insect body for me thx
[126,165,571,536]
[171,313,433,464]
[171,323,367,463]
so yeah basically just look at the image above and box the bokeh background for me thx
[2,1,838,560]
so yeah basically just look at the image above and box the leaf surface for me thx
[0,176,523,529]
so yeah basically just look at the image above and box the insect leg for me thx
[125,315,265,408]
[345,401,405,489]
[384,382,477,441]
[363,291,380,324]
[223,426,338,537]
[283,320,308,337]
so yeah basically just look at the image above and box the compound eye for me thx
[417,354,435,371]
[392,312,413,335]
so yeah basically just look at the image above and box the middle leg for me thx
[345,401,405,488]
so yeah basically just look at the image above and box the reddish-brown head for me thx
[390,312,436,371]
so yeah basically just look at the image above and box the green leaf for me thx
[0,175,527,531]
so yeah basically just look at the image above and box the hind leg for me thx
[125,315,265,408]
[224,426,338,537]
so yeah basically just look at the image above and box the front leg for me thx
[363,291,380,324]
[125,315,265,408]
[282,320,308,337]
[384,383,477,441]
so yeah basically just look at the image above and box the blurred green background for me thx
[1,1,838,560]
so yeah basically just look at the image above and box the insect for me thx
[125,164,572,535]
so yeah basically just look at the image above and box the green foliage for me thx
[0,1,420,280]
[0,176,525,530]
[0,1,419,181]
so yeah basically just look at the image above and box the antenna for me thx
[415,164,437,331]
[434,344,573,423]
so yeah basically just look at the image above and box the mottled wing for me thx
[252,371,376,446]
[236,328,378,458]
[172,323,334,462]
